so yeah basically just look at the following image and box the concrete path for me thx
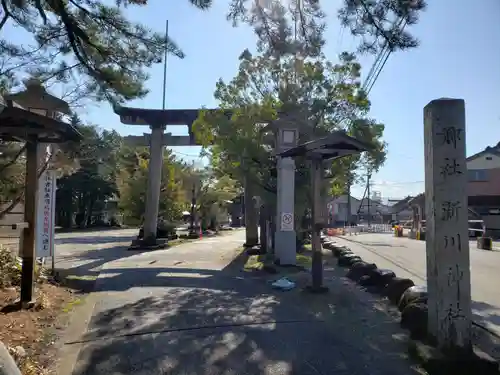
[333,233,500,337]
[54,230,424,375]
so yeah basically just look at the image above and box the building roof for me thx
[407,193,482,219]
[388,196,414,213]
[466,142,500,162]
[0,99,82,143]
[326,195,361,205]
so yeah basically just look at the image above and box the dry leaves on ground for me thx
[0,282,77,374]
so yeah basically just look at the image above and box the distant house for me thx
[466,143,500,235]
[354,196,393,223]
[327,195,361,225]
[402,143,500,236]
[387,196,414,222]
[327,195,393,225]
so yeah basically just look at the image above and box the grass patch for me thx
[296,253,312,268]
[243,254,273,271]
[61,297,83,313]
[65,274,98,281]
[243,252,312,273]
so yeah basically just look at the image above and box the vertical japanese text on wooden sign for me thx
[35,170,56,257]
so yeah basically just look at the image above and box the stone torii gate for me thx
[115,106,210,249]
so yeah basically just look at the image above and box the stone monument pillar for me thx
[424,98,472,352]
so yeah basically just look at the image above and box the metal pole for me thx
[162,20,169,111]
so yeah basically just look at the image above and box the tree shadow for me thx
[469,300,500,360]
[67,250,425,375]
[54,242,152,293]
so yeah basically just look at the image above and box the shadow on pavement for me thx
[55,234,136,246]
[470,300,500,360]
[55,244,135,293]
[68,250,424,375]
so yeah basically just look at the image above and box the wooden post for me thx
[309,157,327,292]
[243,173,258,246]
[424,98,472,353]
[20,138,39,304]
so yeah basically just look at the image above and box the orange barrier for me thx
[327,228,345,236]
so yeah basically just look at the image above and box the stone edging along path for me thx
[321,238,500,375]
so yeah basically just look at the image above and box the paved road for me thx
[52,229,139,283]
[54,230,423,375]
[334,233,500,336]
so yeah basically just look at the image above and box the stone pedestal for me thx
[275,156,296,265]
[424,98,472,352]
[143,125,165,245]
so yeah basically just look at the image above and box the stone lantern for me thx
[5,79,71,168]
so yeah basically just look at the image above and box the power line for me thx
[366,20,408,94]
[361,17,407,95]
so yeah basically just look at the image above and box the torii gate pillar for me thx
[143,124,165,244]
[115,106,222,250]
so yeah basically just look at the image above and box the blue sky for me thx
[5,0,500,200]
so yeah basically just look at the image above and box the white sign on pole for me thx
[36,170,56,257]
[281,212,294,231]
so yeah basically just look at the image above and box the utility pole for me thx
[367,170,371,227]
[346,174,352,226]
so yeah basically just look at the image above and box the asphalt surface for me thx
[333,233,500,337]
[51,229,423,375]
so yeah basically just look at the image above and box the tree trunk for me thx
[243,175,258,246]
[85,198,95,227]
[259,204,267,252]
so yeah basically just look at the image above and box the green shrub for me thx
[0,246,42,288]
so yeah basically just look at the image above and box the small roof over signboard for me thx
[278,131,371,160]
[0,99,82,143]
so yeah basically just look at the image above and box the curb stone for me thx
[401,303,428,340]
[337,253,361,267]
[346,261,377,282]
[398,285,428,312]
[386,277,415,304]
